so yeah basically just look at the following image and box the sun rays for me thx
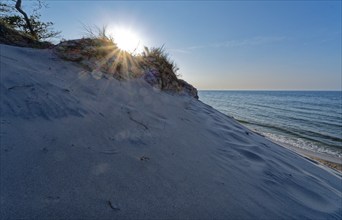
[108,27,143,54]
[94,26,145,79]
[54,28,147,94]
[95,40,143,81]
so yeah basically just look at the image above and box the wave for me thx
[237,119,342,148]
[262,132,342,158]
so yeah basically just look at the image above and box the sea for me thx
[199,91,342,159]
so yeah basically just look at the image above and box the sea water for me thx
[199,91,342,158]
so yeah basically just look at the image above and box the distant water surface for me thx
[199,91,342,158]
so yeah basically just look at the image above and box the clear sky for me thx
[36,1,341,90]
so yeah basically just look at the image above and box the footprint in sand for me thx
[140,156,150,161]
[235,149,265,163]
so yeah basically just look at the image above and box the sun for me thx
[110,28,142,53]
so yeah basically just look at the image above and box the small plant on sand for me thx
[82,24,113,42]
[141,46,179,74]
[139,46,180,90]
[0,19,52,48]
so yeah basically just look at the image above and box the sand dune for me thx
[1,44,341,219]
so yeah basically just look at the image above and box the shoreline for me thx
[199,91,341,174]
[268,137,342,173]
[248,129,342,173]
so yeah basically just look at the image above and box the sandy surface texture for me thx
[1,44,341,219]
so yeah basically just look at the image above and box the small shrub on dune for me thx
[0,20,52,48]
[141,46,179,74]
[132,45,198,98]
[139,46,180,90]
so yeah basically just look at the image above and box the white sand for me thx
[1,44,341,219]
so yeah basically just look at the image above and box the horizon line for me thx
[198,89,342,92]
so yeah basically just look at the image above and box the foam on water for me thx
[262,132,342,158]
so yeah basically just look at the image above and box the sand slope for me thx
[1,44,341,219]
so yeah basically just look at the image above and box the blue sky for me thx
[36,1,341,90]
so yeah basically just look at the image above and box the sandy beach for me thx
[1,44,341,219]
[281,143,342,173]
[244,128,342,173]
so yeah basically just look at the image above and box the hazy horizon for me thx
[33,1,342,90]
[198,89,342,91]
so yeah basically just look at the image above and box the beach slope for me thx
[1,44,341,219]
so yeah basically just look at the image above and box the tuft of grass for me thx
[138,45,181,90]
[141,45,179,74]
[82,24,113,41]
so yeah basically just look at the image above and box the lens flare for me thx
[110,28,142,53]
